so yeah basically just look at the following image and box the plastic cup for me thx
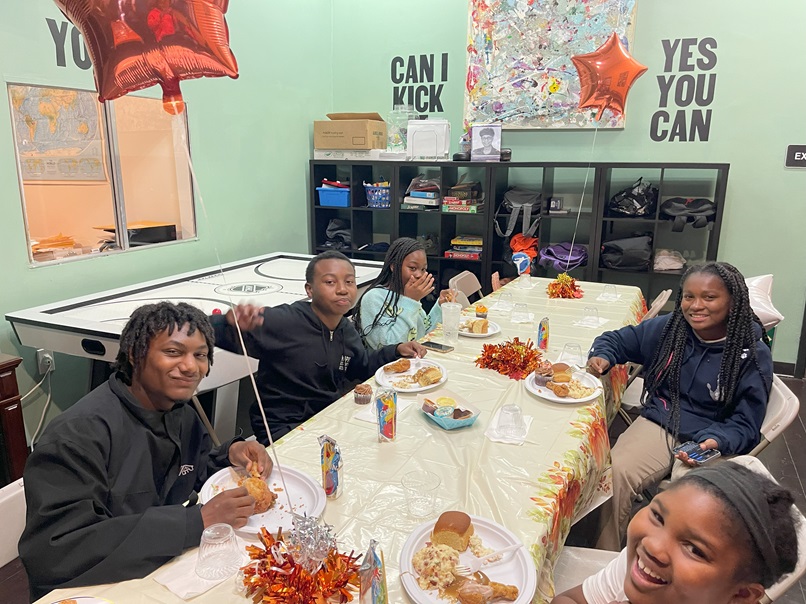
[495,292,514,314]
[581,306,600,327]
[517,273,532,288]
[402,470,441,518]
[496,404,526,439]
[560,343,584,367]
[441,302,462,344]
[601,284,618,301]
[195,523,242,581]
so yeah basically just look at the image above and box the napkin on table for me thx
[484,408,534,445]
[153,535,251,599]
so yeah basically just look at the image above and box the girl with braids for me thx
[585,262,773,550]
[355,237,455,350]
[552,459,800,604]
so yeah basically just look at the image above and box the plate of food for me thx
[375,358,447,393]
[399,511,536,604]
[458,318,501,338]
[199,465,325,534]
[524,367,602,404]
[419,391,479,430]
[50,599,113,604]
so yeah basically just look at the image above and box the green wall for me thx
[0,1,331,432]
[332,0,806,365]
[1,0,804,439]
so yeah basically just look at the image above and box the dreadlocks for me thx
[641,261,770,444]
[113,301,215,385]
[354,237,426,339]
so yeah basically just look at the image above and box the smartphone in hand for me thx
[673,441,721,465]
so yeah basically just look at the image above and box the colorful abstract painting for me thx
[464,0,638,129]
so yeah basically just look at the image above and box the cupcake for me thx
[475,304,488,319]
[533,361,554,386]
[354,383,373,405]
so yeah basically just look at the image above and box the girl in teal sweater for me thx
[356,238,454,350]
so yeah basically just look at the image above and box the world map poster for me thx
[464,0,638,129]
[9,85,107,181]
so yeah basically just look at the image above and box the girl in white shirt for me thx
[552,461,799,604]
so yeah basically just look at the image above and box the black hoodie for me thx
[211,300,399,443]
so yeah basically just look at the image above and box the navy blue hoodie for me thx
[211,300,399,443]
[589,313,773,455]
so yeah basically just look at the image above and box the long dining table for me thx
[35,277,645,604]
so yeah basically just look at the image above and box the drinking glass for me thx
[494,292,514,315]
[402,470,441,518]
[441,302,462,344]
[496,403,526,439]
[196,523,242,581]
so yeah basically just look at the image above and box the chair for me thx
[0,478,26,567]
[555,456,806,602]
[452,291,472,309]
[491,271,502,292]
[643,288,673,320]
[449,271,483,301]
[748,375,800,456]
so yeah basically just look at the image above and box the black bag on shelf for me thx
[494,187,541,237]
[600,235,652,271]
[324,218,351,249]
[608,178,658,217]
[659,197,716,232]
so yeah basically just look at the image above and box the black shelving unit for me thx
[309,160,729,299]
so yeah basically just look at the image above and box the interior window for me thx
[7,83,196,265]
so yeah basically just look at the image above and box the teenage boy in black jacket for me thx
[20,302,272,600]
[211,251,427,444]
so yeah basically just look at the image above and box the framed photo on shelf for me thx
[470,124,501,162]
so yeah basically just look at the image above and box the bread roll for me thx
[431,511,474,552]
[384,358,411,373]
[471,319,489,334]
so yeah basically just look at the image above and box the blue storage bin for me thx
[317,187,350,207]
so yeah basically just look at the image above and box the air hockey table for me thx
[6,252,382,439]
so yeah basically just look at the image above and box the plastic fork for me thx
[453,544,523,576]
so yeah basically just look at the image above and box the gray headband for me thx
[691,465,780,584]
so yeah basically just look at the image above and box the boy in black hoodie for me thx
[211,251,426,443]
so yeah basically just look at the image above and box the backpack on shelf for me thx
[608,177,658,217]
[537,242,588,272]
[659,197,716,232]
[600,235,652,271]
[494,187,541,238]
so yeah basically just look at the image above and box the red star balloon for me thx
[571,32,647,121]
[53,0,238,114]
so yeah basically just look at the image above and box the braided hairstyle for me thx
[113,301,215,385]
[354,237,426,339]
[641,262,770,443]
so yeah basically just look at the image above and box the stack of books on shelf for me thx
[444,234,483,260]
[401,189,440,211]
[442,195,484,214]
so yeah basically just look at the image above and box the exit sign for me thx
[785,145,806,168]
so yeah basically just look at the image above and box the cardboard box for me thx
[314,113,387,150]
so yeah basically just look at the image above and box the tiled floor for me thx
[3,378,806,604]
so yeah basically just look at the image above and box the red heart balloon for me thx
[54,0,238,114]
[571,32,647,121]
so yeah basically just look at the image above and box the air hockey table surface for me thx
[6,252,382,392]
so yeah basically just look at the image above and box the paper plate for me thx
[458,319,502,338]
[375,359,447,393]
[524,370,602,404]
[50,599,113,604]
[199,466,325,534]
[399,515,537,604]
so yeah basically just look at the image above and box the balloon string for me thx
[565,125,599,272]
[171,115,292,507]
